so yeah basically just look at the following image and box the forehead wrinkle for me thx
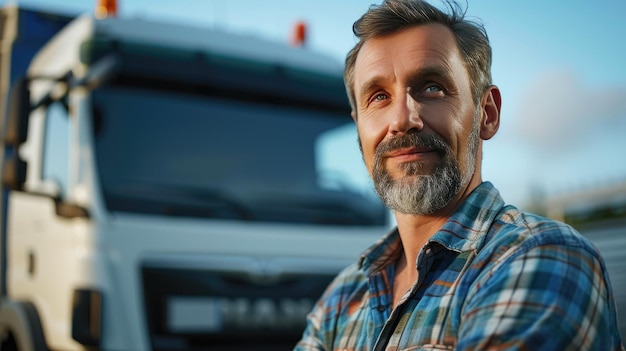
[354,25,465,106]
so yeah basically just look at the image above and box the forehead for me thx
[354,23,467,92]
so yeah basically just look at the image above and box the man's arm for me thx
[294,305,327,351]
[457,242,623,350]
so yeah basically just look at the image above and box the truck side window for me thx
[315,123,372,196]
[42,101,70,198]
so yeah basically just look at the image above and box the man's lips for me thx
[385,147,436,161]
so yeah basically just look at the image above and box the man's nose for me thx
[389,92,424,135]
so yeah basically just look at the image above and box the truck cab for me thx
[0,5,388,351]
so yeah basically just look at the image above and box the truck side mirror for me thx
[4,77,31,146]
[2,156,27,191]
[2,78,30,191]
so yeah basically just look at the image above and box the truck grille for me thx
[141,256,338,351]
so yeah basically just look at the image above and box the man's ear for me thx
[479,85,501,140]
[351,110,357,122]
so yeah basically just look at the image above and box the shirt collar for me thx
[359,181,505,275]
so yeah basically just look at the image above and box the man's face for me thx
[352,24,482,215]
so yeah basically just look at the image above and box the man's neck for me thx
[391,177,483,287]
[394,213,448,270]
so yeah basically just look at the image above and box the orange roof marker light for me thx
[95,0,118,19]
[291,20,307,47]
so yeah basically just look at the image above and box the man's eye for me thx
[424,85,443,93]
[373,93,388,102]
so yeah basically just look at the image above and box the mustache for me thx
[374,133,450,161]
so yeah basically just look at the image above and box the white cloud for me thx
[511,69,626,154]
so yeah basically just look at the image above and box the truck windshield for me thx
[91,85,386,226]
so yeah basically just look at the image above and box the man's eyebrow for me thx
[406,66,453,85]
[357,77,385,102]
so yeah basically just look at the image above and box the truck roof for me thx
[29,13,345,79]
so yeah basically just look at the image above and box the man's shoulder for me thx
[330,262,368,290]
[464,205,610,301]
[483,205,600,258]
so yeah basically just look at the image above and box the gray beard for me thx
[370,118,480,215]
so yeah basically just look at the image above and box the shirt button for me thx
[377,305,385,312]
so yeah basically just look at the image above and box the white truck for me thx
[0,3,388,350]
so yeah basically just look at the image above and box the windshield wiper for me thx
[254,192,386,226]
[104,182,254,221]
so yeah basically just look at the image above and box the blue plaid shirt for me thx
[295,182,624,350]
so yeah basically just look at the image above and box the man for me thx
[294,0,624,350]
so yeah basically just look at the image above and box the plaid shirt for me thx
[295,182,624,351]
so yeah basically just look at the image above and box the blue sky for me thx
[4,0,626,208]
